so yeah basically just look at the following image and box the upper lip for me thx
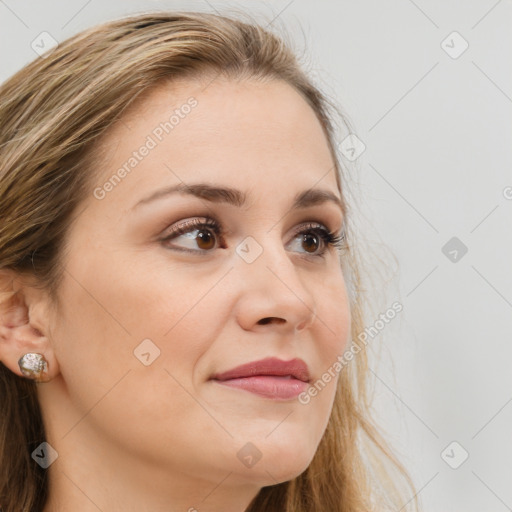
[211,357,311,383]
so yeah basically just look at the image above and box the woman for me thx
[0,11,418,512]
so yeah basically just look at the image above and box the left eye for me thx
[160,218,345,257]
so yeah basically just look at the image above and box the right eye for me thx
[160,217,223,254]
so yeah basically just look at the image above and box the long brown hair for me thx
[0,11,419,511]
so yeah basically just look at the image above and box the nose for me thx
[232,238,317,334]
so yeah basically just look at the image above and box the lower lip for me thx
[213,376,308,400]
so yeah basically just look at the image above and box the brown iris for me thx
[302,233,320,253]
[196,229,216,250]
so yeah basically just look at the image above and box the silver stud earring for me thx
[18,353,50,383]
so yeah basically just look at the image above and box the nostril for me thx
[297,320,306,330]
[257,317,284,325]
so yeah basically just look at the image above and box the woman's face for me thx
[39,76,351,502]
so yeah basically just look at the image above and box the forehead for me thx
[87,77,340,214]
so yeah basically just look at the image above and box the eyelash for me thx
[160,217,346,258]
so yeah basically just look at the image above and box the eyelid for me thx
[291,220,338,236]
[161,217,339,241]
[159,217,221,247]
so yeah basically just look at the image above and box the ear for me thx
[0,269,60,382]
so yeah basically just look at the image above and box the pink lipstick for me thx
[211,357,310,400]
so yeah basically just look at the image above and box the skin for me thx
[0,76,350,511]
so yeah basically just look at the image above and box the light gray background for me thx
[1,1,511,510]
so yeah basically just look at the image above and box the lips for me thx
[212,357,310,382]
[210,357,310,400]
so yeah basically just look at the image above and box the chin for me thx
[270,449,314,480]
[236,437,317,486]
[237,457,312,488]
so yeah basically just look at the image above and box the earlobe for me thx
[0,269,59,382]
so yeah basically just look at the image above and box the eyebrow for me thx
[131,183,345,214]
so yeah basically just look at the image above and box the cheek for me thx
[317,273,351,357]
[303,273,351,413]
[51,278,222,471]
[51,259,216,422]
